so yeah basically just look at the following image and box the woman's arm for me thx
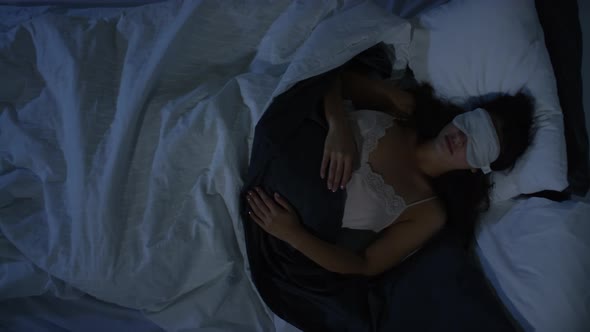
[340,70,415,118]
[246,187,445,276]
[288,206,445,276]
[323,70,415,125]
[321,76,359,191]
[320,70,416,192]
[323,75,348,126]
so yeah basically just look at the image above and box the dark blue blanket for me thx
[239,48,517,332]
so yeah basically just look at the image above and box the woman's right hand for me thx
[321,118,358,192]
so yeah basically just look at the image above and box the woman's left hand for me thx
[246,187,302,243]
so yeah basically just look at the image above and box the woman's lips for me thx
[445,135,454,154]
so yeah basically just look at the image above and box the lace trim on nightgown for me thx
[357,114,407,216]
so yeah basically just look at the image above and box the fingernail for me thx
[340,185,344,190]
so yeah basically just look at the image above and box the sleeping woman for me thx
[243,67,534,277]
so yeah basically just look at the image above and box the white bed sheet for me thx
[0,294,164,332]
[0,1,412,331]
[476,198,590,332]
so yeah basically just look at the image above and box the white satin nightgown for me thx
[341,108,436,233]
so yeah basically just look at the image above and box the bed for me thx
[0,0,588,331]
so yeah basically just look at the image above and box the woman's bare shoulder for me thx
[401,196,447,226]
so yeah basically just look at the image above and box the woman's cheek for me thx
[462,151,470,168]
[456,147,469,168]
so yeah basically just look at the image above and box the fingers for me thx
[273,192,293,212]
[320,150,329,179]
[254,187,276,213]
[341,157,352,189]
[323,153,351,192]
[248,211,267,229]
[327,153,337,191]
[332,154,343,191]
[247,190,270,218]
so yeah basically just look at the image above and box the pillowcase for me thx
[408,0,568,201]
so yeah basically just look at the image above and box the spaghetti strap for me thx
[406,196,438,208]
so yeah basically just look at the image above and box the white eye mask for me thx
[452,108,500,174]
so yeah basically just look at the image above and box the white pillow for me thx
[408,0,568,201]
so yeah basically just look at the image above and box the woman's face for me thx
[433,122,470,170]
[433,111,502,171]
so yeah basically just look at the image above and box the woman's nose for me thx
[451,131,467,147]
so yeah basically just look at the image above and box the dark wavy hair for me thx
[405,83,534,247]
[482,94,536,171]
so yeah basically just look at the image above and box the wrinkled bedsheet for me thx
[0,1,411,330]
